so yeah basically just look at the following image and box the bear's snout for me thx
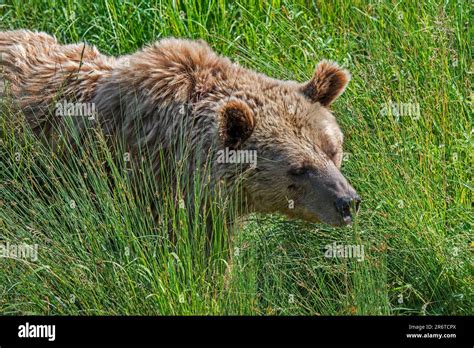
[334,194,361,224]
[297,163,361,227]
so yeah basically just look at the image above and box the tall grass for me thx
[0,0,472,315]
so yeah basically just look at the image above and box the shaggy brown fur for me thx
[0,30,359,226]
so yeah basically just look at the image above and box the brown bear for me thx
[0,30,360,227]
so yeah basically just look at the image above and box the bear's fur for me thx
[0,30,359,226]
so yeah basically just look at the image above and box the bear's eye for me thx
[288,165,312,177]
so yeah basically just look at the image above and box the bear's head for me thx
[133,38,360,226]
[216,60,360,226]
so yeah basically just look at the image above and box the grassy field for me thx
[0,0,472,315]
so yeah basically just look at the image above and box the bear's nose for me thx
[334,195,361,224]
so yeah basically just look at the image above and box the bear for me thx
[0,30,360,228]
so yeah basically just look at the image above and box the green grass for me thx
[0,0,472,315]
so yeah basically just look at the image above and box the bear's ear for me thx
[300,60,351,106]
[219,99,255,149]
